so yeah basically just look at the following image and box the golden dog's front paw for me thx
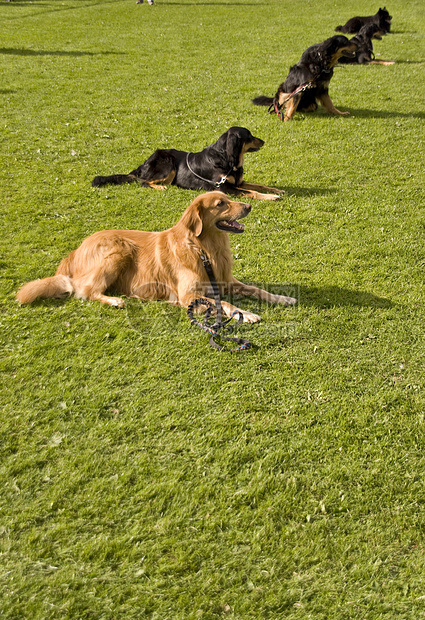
[108,297,126,308]
[242,311,261,323]
[277,295,297,306]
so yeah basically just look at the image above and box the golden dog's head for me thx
[181,191,252,238]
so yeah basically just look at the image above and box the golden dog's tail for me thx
[17,275,73,304]
[17,255,74,304]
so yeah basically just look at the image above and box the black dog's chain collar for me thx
[187,251,252,352]
[185,153,234,188]
[269,81,316,120]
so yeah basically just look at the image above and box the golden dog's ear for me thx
[181,204,203,237]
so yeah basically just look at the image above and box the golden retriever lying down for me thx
[17,191,296,323]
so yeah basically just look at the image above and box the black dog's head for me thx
[358,23,385,41]
[213,127,265,169]
[324,35,358,65]
[301,35,357,74]
[378,6,392,30]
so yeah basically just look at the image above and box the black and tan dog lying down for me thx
[253,35,357,121]
[17,192,296,323]
[339,24,395,65]
[92,127,284,201]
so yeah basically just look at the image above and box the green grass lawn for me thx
[1,0,425,617]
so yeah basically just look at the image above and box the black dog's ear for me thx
[225,130,243,169]
[213,131,228,152]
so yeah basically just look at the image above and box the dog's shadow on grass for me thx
[283,187,337,197]
[244,284,393,309]
[162,2,269,5]
[296,284,392,309]
[293,107,425,121]
[349,108,425,120]
[0,48,123,57]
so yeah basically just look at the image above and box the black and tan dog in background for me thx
[92,127,284,201]
[339,24,395,65]
[253,35,357,121]
[335,7,392,34]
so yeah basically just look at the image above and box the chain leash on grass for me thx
[187,253,252,352]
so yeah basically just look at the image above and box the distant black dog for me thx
[339,24,395,65]
[252,35,357,121]
[335,7,392,34]
[92,127,284,200]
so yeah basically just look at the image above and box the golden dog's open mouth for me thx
[216,219,245,233]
